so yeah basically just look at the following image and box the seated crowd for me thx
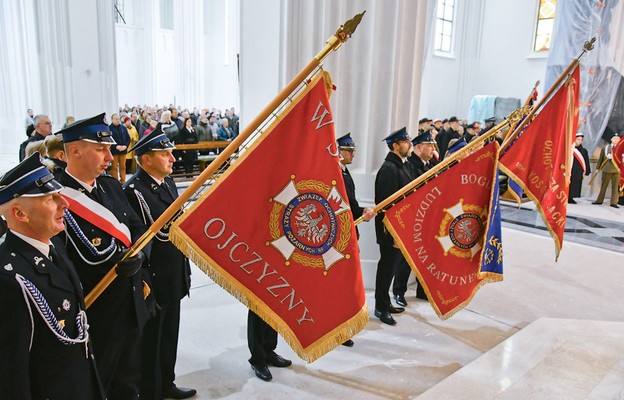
[20,105,240,182]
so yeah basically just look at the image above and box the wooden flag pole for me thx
[85,12,366,308]
[501,38,595,152]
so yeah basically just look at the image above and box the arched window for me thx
[534,0,557,52]
[434,0,455,54]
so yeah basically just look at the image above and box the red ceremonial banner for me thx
[612,138,624,190]
[500,65,580,259]
[383,141,502,319]
[169,73,367,362]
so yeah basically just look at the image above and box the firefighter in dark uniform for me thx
[0,153,104,399]
[123,127,197,399]
[56,113,151,399]
[337,132,376,344]
[247,310,292,381]
[374,127,415,326]
[337,133,376,238]
[392,132,439,307]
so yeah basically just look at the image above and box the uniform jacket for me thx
[408,153,437,178]
[0,232,103,399]
[437,128,460,160]
[123,169,191,307]
[374,152,415,246]
[570,145,591,198]
[57,172,151,334]
[341,165,365,221]
[341,165,365,238]
[597,145,619,174]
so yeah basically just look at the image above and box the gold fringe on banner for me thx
[170,71,369,362]
[170,224,369,362]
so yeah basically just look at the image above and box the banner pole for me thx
[354,118,512,226]
[85,12,367,308]
[501,38,595,152]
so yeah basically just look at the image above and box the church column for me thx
[173,0,203,108]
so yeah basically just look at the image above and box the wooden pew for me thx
[171,141,231,181]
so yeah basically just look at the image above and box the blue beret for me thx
[337,133,356,149]
[0,152,63,205]
[129,124,175,156]
[382,127,411,144]
[55,113,115,144]
[412,132,436,145]
[447,138,467,155]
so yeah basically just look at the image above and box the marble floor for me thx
[2,154,623,399]
[170,198,624,399]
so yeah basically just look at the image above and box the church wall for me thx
[420,0,548,120]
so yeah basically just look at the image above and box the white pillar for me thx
[173,0,202,109]
[0,0,120,158]
[239,0,281,128]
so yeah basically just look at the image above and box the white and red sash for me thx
[61,187,132,248]
[573,147,586,175]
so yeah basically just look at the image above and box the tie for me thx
[90,186,101,203]
[161,181,175,199]
[49,245,70,277]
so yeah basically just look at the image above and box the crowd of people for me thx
[20,105,240,182]
[3,106,622,398]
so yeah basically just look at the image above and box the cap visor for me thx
[20,179,63,197]
[82,137,117,145]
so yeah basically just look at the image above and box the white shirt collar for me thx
[146,172,164,186]
[11,230,51,258]
[65,169,98,193]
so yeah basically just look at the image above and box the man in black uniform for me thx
[392,132,439,307]
[337,133,376,345]
[124,127,197,399]
[56,113,150,399]
[247,311,292,381]
[437,116,461,160]
[0,153,103,399]
[569,132,591,203]
[337,133,376,239]
[374,127,414,325]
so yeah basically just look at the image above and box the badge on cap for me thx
[129,124,175,156]
[337,133,356,149]
[55,113,116,144]
[0,152,63,206]
[382,127,411,144]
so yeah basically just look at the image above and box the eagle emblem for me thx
[436,200,486,259]
[294,204,329,244]
[269,176,352,274]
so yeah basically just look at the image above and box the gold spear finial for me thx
[583,37,596,52]
[336,11,366,43]
[317,11,366,60]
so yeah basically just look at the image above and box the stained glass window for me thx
[534,0,557,52]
